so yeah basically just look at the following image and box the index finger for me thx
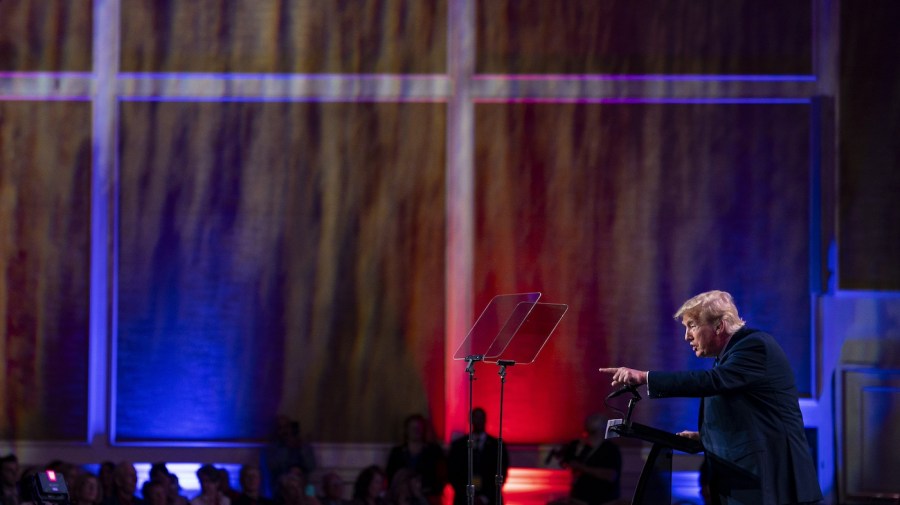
[597,367,618,374]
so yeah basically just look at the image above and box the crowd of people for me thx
[0,406,622,505]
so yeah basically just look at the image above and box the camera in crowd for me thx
[18,470,71,505]
[544,440,579,467]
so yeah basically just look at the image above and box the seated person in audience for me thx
[166,473,190,505]
[317,473,350,505]
[385,415,446,505]
[350,466,387,505]
[146,465,185,505]
[218,468,240,503]
[142,481,168,505]
[276,473,320,505]
[98,462,116,504]
[148,464,171,490]
[234,465,274,505]
[386,469,427,505]
[191,465,231,505]
[263,416,317,496]
[1,454,20,505]
[72,472,102,505]
[103,462,145,505]
[547,412,621,505]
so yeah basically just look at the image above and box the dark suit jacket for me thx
[386,442,448,498]
[648,327,822,504]
[447,433,509,505]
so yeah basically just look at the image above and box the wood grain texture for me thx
[121,0,447,74]
[117,101,446,442]
[472,102,813,438]
[477,0,813,75]
[0,100,91,440]
[839,0,900,290]
[0,0,93,72]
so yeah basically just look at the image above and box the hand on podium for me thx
[676,430,700,441]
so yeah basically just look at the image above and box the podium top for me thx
[608,422,704,454]
[453,293,541,361]
[484,302,567,364]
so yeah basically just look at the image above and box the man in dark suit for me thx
[600,290,822,505]
[448,407,509,505]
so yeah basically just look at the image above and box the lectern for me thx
[606,392,703,504]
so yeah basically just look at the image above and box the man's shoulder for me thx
[729,327,776,348]
[733,328,791,356]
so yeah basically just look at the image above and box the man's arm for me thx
[597,367,648,388]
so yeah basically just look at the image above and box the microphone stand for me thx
[624,386,642,429]
[464,355,480,505]
[494,360,515,505]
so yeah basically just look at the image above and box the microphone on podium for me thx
[606,383,641,399]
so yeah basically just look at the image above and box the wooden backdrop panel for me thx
[0,101,91,440]
[838,0,900,290]
[477,0,813,75]
[0,0,93,72]
[121,0,447,74]
[470,102,812,442]
[117,101,446,443]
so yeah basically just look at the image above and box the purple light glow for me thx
[118,72,447,81]
[119,96,448,103]
[0,71,93,79]
[0,95,92,101]
[474,74,817,82]
[474,97,812,104]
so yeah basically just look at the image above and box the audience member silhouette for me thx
[547,413,621,505]
[143,481,168,505]
[98,462,116,505]
[350,466,387,505]
[386,469,428,505]
[144,464,185,505]
[166,473,190,505]
[234,465,274,505]
[385,415,446,505]
[276,473,320,505]
[218,468,240,503]
[102,462,144,505]
[191,465,231,505]
[263,416,317,496]
[317,473,350,505]
[148,464,170,492]
[448,408,509,505]
[0,454,19,505]
[72,473,103,505]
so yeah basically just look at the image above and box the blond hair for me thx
[674,290,746,335]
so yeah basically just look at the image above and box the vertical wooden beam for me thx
[445,0,475,440]
[90,0,120,444]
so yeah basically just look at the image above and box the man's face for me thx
[681,314,722,358]
[472,410,486,434]
[406,418,425,442]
